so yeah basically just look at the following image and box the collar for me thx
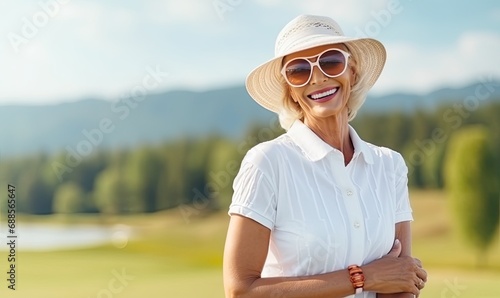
[286,120,374,164]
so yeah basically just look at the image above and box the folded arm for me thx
[377,221,426,298]
[223,215,426,298]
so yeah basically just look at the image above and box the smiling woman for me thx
[223,14,428,298]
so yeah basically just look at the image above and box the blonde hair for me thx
[278,44,372,130]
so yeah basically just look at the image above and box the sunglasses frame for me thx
[281,48,351,88]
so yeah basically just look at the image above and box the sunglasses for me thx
[281,48,351,87]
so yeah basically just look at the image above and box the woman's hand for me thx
[364,239,427,297]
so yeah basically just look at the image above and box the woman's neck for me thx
[303,114,354,165]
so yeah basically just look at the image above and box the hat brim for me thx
[246,36,386,113]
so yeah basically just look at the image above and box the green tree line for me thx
[353,102,500,188]
[1,101,499,215]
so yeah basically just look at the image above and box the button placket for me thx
[328,154,365,262]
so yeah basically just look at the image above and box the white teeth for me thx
[310,88,338,100]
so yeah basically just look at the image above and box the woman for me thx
[223,15,427,298]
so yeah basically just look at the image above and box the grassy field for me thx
[0,189,499,297]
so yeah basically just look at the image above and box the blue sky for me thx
[0,0,499,105]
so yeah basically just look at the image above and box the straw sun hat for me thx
[245,14,387,114]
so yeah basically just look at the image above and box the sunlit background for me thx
[0,0,499,297]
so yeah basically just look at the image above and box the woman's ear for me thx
[349,67,357,87]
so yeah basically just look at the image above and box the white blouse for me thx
[229,120,413,298]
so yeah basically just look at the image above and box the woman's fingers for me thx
[417,267,427,282]
[414,277,425,289]
[411,283,421,297]
[365,253,428,295]
[386,239,402,258]
[406,257,427,293]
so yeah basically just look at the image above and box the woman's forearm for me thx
[226,269,356,298]
[378,293,414,298]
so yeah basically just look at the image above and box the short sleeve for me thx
[394,153,413,223]
[228,149,277,230]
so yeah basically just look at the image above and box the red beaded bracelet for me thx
[348,265,365,294]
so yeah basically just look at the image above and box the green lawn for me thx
[0,190,498,297]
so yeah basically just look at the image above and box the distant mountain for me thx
[0,86,275,157]
[362,80,500,113]
[1,81,499,157]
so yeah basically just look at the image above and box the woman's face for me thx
[283,44,355,121]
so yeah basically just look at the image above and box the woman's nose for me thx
[309,64,328,85]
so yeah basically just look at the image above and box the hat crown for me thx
[275,15,345,56]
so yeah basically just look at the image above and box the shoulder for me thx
[244,134,296,162]
[350,125,406,168]
[366,142,403,159]
[241,134,297,175]
[364,141,407,168]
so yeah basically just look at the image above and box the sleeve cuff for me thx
[228,204,274,230]
[396,211,413,223]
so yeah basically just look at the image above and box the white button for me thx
[353,221,360,229]
[347,190,353,196]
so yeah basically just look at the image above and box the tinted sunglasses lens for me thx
[284,59,311,86]
[319,50,346,76]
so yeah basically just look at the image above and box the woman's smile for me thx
[307,86,340,102]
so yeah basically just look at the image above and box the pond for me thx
[0,223,133,251]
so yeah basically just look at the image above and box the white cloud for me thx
[295,0,392,25]
[490,8,500,22]
[0,1,147,104]
[145,0,218,24]
[60,2,106,44]
[373,31,500,94]
[59,2,139,44]
[251,0,390,23]
[251,0,407,36]
[458,31,500,59]
[254,0,283,7]
[0,41,53,103]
